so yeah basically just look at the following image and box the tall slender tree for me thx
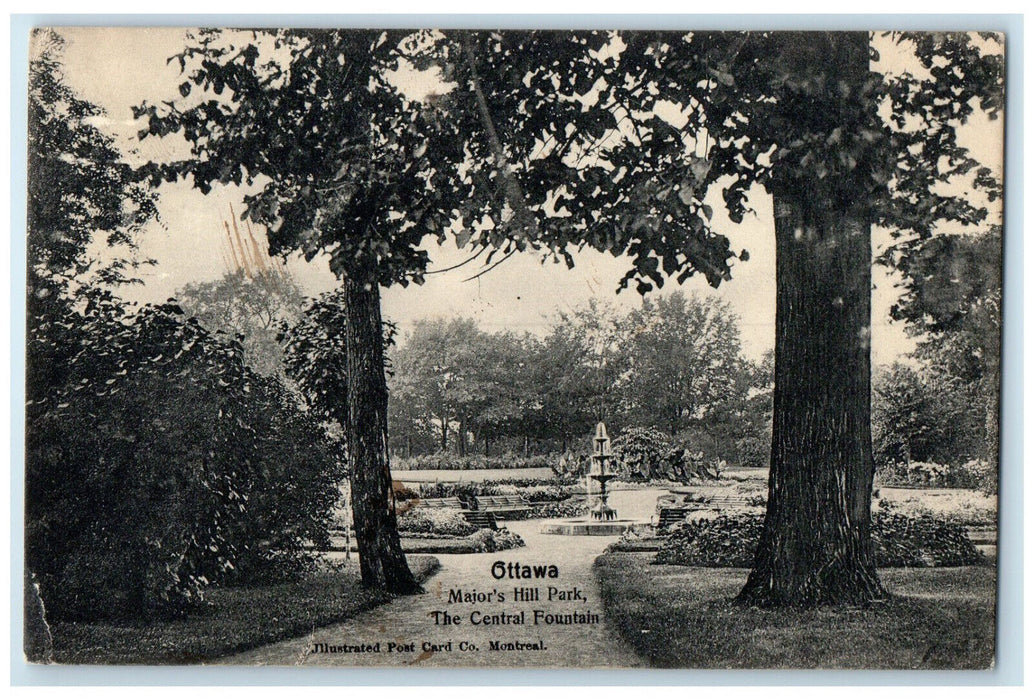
[138,30,483,591]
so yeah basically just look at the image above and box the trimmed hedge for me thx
[655,513,983,568]
[393,453,555,471]
[416,480,577,502]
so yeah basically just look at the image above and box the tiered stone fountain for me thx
[541,422,637,536]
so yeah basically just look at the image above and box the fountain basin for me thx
[540,519,641,536]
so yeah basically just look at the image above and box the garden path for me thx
[219,488,663,668]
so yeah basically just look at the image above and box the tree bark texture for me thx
[738,32,885,607]
[343,276,420,594]
[738,183,885,606]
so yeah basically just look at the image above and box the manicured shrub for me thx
[519,484,578,502]
[397,508,477,537]
[417,482,483,504]
[393,453,556,471]
[654,512,984,568]
[493,476,579,488]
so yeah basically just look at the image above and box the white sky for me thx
[49,27,1004,365]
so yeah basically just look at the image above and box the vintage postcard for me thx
[23,26,1004,669]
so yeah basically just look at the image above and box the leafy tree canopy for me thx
[29,30,157,291]
[138,30,1001,299]
[891,229,1001,382]
[176,269,306,376]
[624,291,745,435]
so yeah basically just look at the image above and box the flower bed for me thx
[416,479,575,500]
[530,498,591,519]
[876,459,997,494]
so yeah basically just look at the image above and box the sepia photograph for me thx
[22,23,1006,671]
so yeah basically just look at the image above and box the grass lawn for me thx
[594,552,995,669]
[48,555,440,665]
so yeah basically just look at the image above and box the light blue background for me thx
[9,12,1024,686]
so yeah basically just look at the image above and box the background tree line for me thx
[383,292,772,467]
[871,227,1001,491]
[170,253,1001,487]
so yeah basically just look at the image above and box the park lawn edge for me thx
[593,551,996,670]
[45,555,440,665]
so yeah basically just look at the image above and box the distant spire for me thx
[223,220,244,274]
[228,203,254,278]
[219,204,297,295]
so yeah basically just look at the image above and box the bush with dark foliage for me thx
[26,303,345,621]
[872,513,985,567]
[615,426,721,481]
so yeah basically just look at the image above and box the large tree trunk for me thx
[343,275,420,594]
[737,181,885,607]
[737,32,885,607]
